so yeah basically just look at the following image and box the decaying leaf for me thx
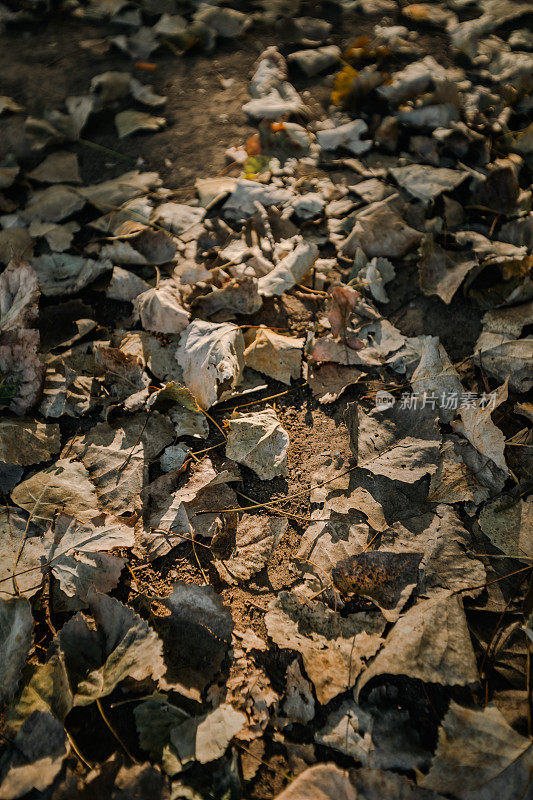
[156,582,233,700]
[244,326,303,385]
[0,712,69,800]
[356,593,478,699]
[257,242,318,297]
[135,280,190,334]
[226,407,289,480]
[0,418,60,466]
[479,496,533,562]
[0,597,33,705]
[32,254,112,296]
[451,380,509,474]
[214,515,287,584]
[0,508,46,599]
[175,320,244,409]
[273,764,356,800]
[47,591,166,707]
[266,591,385,704]
[332,551,422,622]
[418,236,477,304]
[423,702,533,799]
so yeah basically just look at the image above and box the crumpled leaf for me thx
[474,301,533,393]
[0,597,33,704]
[266,591,385,704]
[43,513,134,601]
[356,593,478,699]
[354,253,396,303]
[115,109,166,138]
[32,254,112,296]
[273,764,356,800]
[151,202,205,236]
[318,119,372,156]
[377,56,453,104]
[451,380,509,474]
[244,326,303,385]
[418,236,478,304]
[345,402,441,483]
[214,515,287,584]
[0,260,40,332]
[175,320,244,409]
[194,276,262,317]
[142,457,238,558]
[243,46,304,120]
[0,418,60,466]
[226,406,289,480]
[155,582,233,700]
[0,712,69,800]
[423,701,533,800]
[258,242,318,297]
[342,197,422,259]
[479,496,533,562]
[390,165,468,204]
[11,457,98,527]
[168,704,246,772]
[135,280,189,334]
[48,590,166,707]
[0,509,46,599]
[222,179,292,223]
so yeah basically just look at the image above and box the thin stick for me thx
[66,731,94,770]
[96,698,138,763]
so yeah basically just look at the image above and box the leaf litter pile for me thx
[0,0,532,798]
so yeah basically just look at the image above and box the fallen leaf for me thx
[214,515,287,584]
[451,380,509,474]
[356,593,479,699]
[423,701,533,799]
[266,591,384,704]
[0,418,60,466]
[0,597,33,705]
[244,326,303,385]
[0,508,46,599]
[115,109,166,138]
[257,242,318,297]
[273,764,356,800]
[175,320,244,409]
[226,406,289,480]
[0,712,69,800]
[135,280,190,334]
[156,582,233,700]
